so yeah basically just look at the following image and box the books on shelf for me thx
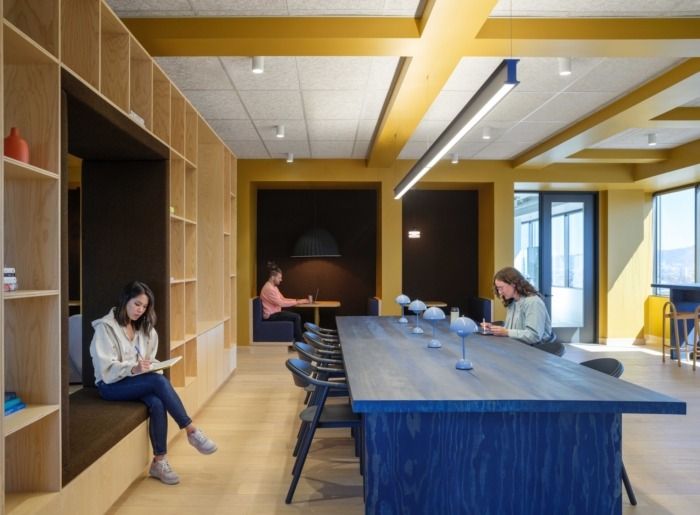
[4,391,27,416]
[4,267,17,292]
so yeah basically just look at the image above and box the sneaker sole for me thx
[194,444,218,455]
[149,472,180,485]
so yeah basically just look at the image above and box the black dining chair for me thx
[536,341,566,356]
[285,358,360,504]
[304,322,338,337]
[303,331,342,357]
[579,357,637,506]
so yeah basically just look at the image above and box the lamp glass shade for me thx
[395,294,411,305]
[408,299,427,313]
[450,316,478,336]
[291,228,340,257]
[423,306,445,320]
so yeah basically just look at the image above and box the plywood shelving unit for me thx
[1,1,238,511]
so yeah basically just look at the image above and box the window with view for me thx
[653,187,696,293]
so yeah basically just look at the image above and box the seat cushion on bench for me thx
[252,296,294,342]
[63,387,148,485]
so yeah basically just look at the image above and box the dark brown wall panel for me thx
[402,190,479,314]
[257,189,377,325]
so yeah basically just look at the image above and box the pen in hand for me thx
[133,344,152,374]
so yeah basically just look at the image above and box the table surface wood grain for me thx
[336,316,686,415]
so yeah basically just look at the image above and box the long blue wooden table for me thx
[336,316,685,515]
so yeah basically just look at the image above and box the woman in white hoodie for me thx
[90,280,217,485]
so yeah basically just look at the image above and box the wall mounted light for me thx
[648,133,657,147]
[408,230,421,239]
[394,59,519,199]
[276,125,285,138]
[558,57,572,76]
[252,56,264,74]
[286,152,294,163]
[451,153,459,164]
[482,126,492,140]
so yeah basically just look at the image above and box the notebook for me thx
[135,356,182,374]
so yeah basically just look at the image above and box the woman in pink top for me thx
[260,262,309,341]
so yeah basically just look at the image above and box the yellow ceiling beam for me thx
[513,58,700,169]
[634,139,700,180]
[566,148,669,164]
[474,18,700,57]
[367,0,500,168]
[123,17,422,56]
[643,107,700,128]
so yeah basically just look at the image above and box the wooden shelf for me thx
[3,404,59,437]
[184,218,197,225]
[170,282,185,341]
[170,154,185,216]
[197,319,224,335]
[185,163,197,222]
[4,0,59,57]
[129,36,153,131]
[152,64,171,144]
[184,103,198,165]
[170,339,185,351]
[170,218,185,280]
[170,86,185,155]
[223,231,231,236]
[170,213,187,223]
[185,333,197,342]
[4,290,59,300]
[61,0,99,89]
[3,158,58,180]
[170,278,187,285]
[100,4,129,112]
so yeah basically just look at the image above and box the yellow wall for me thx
[603,190,652,343]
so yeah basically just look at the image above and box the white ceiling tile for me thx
[307,120,359,141]
[460,121,516,143]
[190,0,287,14]
[352,140,371,159]
[185,90,248,120]
[490,0,698,17]
[357,119,379,140]
[484,91,553,123]
[366,57,400,90]
[451,140,491,159]
[107,1,191,13]
[311,140,355,158]
[298,57,372,90]
[473,141,533,160]
[239,90,304,119]
[253,120,308,141]
[498,122,566,143]
[515,58,603,93]
[407,120,449,144]
[209,119,260,141]
[155,57,231,90]
[443,58,503,91]
[265,139,311,157]
[360,90,389,119]
[303,91,364,120]
[111,10,194,16]
[593,127,700,149]
[287,0,384,15]
[567,58,681,93]
[221,57,299,91]
[225,139,268,159]
[423,91,476,121]
[524,92,617,123]
[383,0,422,15]
[683,98,700,107]
[398,140,431,160]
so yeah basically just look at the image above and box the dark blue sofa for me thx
[251,297,294,343]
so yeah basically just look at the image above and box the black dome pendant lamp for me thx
[291,192,341,258]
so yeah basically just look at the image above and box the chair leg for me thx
[286,423,318,503]
[293,421,308,458]
[621,461,637,506]
[673,316,682,367]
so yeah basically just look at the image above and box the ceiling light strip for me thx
[393,59,519,200]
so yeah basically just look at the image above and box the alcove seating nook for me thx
[61,71,170,485]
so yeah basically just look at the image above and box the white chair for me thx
[68,314,83,383]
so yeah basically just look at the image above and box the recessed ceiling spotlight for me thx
[276,125,285,138]
[482,126,491,140]
[252,56,264,74]
[286,152,294,163]
[648,133,657,147]
[558,57,572,77]
[451,153,459,164]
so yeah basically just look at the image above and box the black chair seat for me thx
[536,341,566,357]
[580,357,624,378]
[300,404,359,425]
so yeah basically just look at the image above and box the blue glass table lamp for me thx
[395,294,411,324]
[423,306,446,348]
[450,316,478,370]
[408,299,427,334]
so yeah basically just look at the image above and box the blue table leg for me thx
[362,411,622,515]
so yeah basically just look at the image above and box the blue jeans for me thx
[97,373,192,455]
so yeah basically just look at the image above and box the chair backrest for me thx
[293,341,315,363]
[465,296,494,323]
[579,357,624,378]
[286,358,346,389]
[536,340,565,357]
[367,297,380,316]
[252,297,262,320]
[68,314,83,383]
[303,331,336,350]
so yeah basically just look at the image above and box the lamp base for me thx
[456,359,473,370]
[398,317,408,324]
[412,326,424,334]
[428,339,442,348]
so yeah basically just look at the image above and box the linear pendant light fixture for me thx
[394,59,520,199]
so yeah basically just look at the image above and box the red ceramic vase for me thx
[4,127,30,163]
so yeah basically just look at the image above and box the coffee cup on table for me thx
[307,294,313,303]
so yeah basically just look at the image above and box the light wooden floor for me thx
[108,343,700,515]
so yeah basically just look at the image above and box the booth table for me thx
[336,316,685,515]
[295,300,340,325]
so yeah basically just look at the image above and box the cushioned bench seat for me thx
[63,387,148,485]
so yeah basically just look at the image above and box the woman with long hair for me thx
[482,267,555,345]
[90,280,217,485]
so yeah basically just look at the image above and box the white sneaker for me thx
[149,458,180,485]
[187,428,218,454]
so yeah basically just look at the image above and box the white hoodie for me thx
[90,308,159,385]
